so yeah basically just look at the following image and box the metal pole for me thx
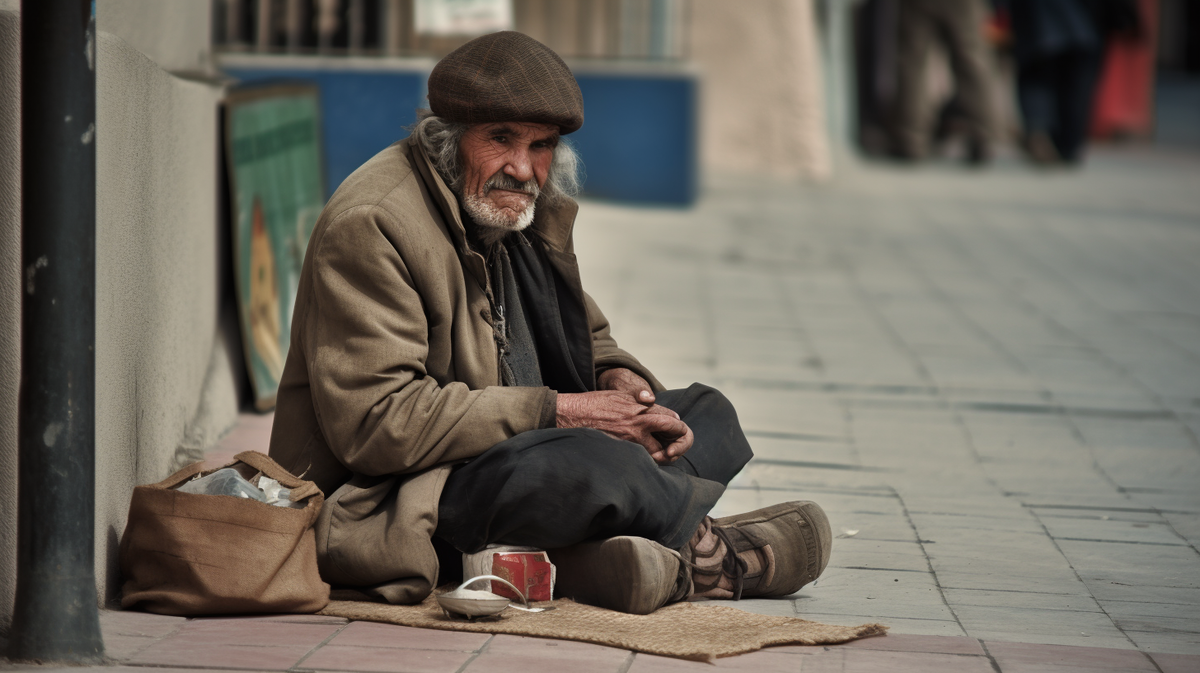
[257,0,273,51]
[384,0,404,56]
[824,0,853,151]
[226,0,245,49]
[819,0,865,172]
[11,0,104,662]
[348,0,365,53]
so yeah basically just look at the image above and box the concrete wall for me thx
[92,30,238,601]
[0,5,237,635]
[0,7,20,645]
[688,0,831,179]
[96,0,213,75]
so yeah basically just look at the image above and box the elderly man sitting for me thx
[269,31,831,614]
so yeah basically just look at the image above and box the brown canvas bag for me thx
[119,451,331,615]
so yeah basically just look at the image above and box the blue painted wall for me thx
[571,71,697,205]
[223,62,697,205]
[225,67,428,197]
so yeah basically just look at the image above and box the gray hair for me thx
[408,109,582,204]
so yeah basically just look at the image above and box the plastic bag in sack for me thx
[178,468,267,501]
[177,468,304,508]
[259,476,306,508]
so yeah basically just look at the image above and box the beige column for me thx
[687,0,831,179]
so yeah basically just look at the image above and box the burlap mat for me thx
[319,590,887,661]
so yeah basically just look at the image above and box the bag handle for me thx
[234,451,322,502]
[144,452,322,504]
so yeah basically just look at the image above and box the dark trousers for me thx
[434,383,753,557]
[1017,48,1103,163]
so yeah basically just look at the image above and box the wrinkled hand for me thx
[596,368,692,462]
[595,367,691,460]
[598,368,655,405]
[557,390,694,464]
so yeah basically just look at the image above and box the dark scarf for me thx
[483,230,595,393]
[488,236,543,388]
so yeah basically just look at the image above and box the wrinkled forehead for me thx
[467,120,561,140]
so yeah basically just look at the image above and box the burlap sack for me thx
[119,451,330,615]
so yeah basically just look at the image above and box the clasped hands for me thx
[555,368,694,465]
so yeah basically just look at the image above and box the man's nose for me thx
[504,148,535,183]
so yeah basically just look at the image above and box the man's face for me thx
[457,121,559,232]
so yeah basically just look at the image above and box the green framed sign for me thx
[224,84,325,410]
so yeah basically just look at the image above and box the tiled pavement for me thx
[575,146,1200,668]
[15,146,1200,672]
[19,608,1196,672]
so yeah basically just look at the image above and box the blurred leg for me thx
[1053,47,1104,163]
[894,0,935,158]
[935,0,996,157]
[1017,56,1061,163]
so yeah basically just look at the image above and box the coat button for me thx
[479,307,490,322]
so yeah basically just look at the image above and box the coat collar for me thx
[407,135,578,255]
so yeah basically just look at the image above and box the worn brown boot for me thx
[549,536,691,615]
[687,501,831,600]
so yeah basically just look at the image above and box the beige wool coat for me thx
[268,135,660,604]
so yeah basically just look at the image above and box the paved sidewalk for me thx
[15,146,1200,672]
[61,609,1197,673]
[575,145,1200,664]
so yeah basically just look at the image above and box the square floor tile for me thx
[464,651,631,673]
[789,634,985,656]
[103,633,159,661]
[840,649,994,673]
[985,641,1157,671]
[128,641,312,669]
[483,634,631,660]
[302,644,472,673]
[172,619,342,647]
[1150,652,1200,673]
[99,609,186,638]
[329,622,490,651]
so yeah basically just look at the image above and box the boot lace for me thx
[712,526,749,600]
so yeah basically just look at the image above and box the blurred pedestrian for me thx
[1005,0,1141,165]
[892,0,997,164]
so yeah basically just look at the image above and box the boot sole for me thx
[549,536,679,615]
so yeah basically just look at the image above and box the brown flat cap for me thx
[428,31,584,134]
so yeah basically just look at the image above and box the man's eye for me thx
[491,135,508,143]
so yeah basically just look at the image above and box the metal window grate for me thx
[212,0,686,60]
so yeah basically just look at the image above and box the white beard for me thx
[461,192,536,246]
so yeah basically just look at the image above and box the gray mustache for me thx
[484,172,539,198]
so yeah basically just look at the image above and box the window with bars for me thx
[212,0,687,60]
